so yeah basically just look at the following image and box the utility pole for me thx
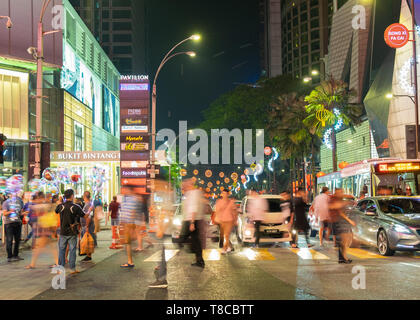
[411,0,419,158]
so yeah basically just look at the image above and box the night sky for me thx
[146,0,261,133]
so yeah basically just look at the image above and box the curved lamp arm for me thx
[40,0,52,22]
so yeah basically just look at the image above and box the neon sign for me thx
[377,163,420,173]
[120,83,149,91]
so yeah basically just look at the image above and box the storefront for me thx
[50,151,120,204]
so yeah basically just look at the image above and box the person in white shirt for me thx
[309,187,331,246]
[248,189,268,248]
[180,179,205,268]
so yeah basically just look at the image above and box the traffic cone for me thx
[109,225,123,249]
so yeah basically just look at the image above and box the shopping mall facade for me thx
[0,0,123,202]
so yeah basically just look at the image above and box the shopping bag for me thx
[80,232,95,255]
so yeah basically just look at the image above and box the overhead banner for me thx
[119,75,151,192]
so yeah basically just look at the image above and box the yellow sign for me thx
[378,162,420,173]
[125,118,143,125]
[121,143,148,151]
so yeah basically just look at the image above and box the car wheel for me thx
[377,230,395,256]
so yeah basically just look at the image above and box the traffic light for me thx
[0,134,6,164]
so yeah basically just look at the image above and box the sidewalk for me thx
[0,224,119,300]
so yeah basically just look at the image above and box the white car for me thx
[237,195,292,245]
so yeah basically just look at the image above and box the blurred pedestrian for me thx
[80,191,95,262]
[291,188,313,248]
[3,193,25,262]
[134,194,153,252]
[23,194,37,247]
[215,190,237,254]
[25,192,58,269]
[310,187,330,246]
[179,179,205,268]
[119,186,144,268]
[248,189,268,248]
[55,189,88,274]
[329,188,356,264]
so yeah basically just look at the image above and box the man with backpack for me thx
[55,189,89,274]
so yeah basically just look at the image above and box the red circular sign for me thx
[384,23,409,48]
[264,146,272,156]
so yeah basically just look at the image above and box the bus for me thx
[316,158,420,197]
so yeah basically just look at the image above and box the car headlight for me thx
[392,224,412,235]
[173,218,182,226]
[245,229,252,236]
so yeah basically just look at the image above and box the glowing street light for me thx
[311,70,319,76]
[303,77,312,83]
[190,34,201,41]
[385,93,393,99]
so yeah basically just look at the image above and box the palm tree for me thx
[303,77,362,172]
[267,93,319,194]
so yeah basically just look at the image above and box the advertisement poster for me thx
[103,85,117,135]
[61,43,102,126]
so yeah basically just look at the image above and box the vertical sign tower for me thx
[119,75,151,193]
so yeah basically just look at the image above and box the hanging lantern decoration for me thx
[216,180,220,185]
[219,172,225,178]
[220,186,225,191]
[206,187,210,192]
[207,182,213,188]
[193,169,198,175]
[231,172,238,181]
[180,168,187,177]
[205,169,212,178]
[264,146,272,156]
[224,177,230,184]
[213,188,217,192]
[316,172,326,178]
[339,161,349,169]
[228,186,232,190]
[316,108,329,127]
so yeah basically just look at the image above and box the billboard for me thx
[61,42,102,126]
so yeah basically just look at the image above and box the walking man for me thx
[55,189,88,274]
[310,187,330,246]
[80,191,95,262]
[248,189,268,248]
[3,193,25,262]
[180,179,205,268]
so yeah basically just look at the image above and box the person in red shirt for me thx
[109,196,120,226]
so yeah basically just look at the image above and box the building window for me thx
[301,45,308,55]
[102,22,109,31]
[311,41,320,51]
[311,52,320,62]
[102,10,109,19]
[113,33,132,42]
[293,17,298,26]
[302,55,309,65]
[102,34,110,43]
[113,46,132,54]
[310,19,319,28]
[301,1,307,11]
[112,10,131,19]
[74,122,84,151]
[102,0,109,7]
[112,0,131,7]
[311,29,320,40]
[300,23,308,33]
[301,33,308,44]
[310,7,319,18]
[113,22,131,31]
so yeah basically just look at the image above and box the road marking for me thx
[144,249,179,262]
[400,262,420,268]
[289,248,330,260]
[203,249,221,261]
[346,248,387,259]
[238,248,276,260]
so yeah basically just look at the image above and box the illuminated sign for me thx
[120,75,149,81]
[120,83,149,91]
[50,151,120,162]
[121,135,147,142]
[121,143,149,151]
[384,23,409,49]
[121,125,148,132]
[377,162,420,173]
[121,161,149,168]
[121,168,148,178]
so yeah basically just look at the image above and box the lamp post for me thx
[31,0,61,178]
[151,35,200,178]
[0,16,12,29]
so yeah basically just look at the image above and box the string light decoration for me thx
[268,147,279,172]
[243,175,250,189]
[323,109,343,150]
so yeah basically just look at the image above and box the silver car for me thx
[348,197,420,256]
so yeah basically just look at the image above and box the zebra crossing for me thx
[140,246,393,262]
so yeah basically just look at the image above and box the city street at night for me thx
[3,0,420,310]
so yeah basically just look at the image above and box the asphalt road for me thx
[31,233,420,300]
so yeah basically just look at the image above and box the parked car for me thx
[348,196,420,256]
[237,195,292,245]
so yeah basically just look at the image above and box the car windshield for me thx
[267,199,283,212]
[378,198,420,214]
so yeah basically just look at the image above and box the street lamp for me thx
[0,16,12,29]
[29,0,61,178]
[151,35,200,178]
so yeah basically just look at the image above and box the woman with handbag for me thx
[215,190,237,254]
[25,192,58,269]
